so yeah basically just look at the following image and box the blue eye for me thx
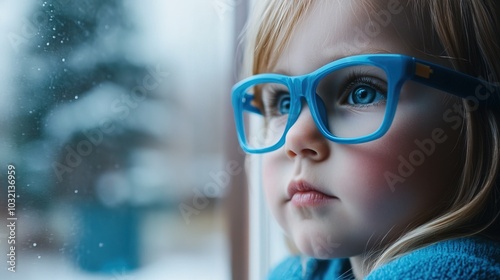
[261,86,291,118]
[277,94,291,115]
[347,84,386,105]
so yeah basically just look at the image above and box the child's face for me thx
[261,0,463,258]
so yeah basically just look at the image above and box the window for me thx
[0,0,245,279]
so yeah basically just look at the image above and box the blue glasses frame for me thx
[232,54,490,154]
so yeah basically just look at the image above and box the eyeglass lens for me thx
[240,65,389,150]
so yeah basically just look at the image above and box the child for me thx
[231,0,500,279]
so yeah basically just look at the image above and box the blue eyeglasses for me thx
[232,54,490,154]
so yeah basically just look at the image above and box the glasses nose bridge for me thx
[289,75,314,112]
[287,75,330,137]
[287,76,320,125]
[290,75,310,99]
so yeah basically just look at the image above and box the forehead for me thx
[273,0,436,75]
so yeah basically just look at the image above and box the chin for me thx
[292,230,343,259]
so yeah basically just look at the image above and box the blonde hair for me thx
[241,0,313,77]
[242,0,500,274]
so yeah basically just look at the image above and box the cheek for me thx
[332,148,435,242]
[334,147,409,213]
[262,155,280,194]
[261,154,289,223]
[337,105,462,231]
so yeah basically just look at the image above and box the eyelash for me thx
[262,89,289,116]
[257,71,388,115]
[339,72,388,106]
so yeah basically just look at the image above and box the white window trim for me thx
[247,154,290,280]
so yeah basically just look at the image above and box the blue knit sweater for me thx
[268,236,500,279]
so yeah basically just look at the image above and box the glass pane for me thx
[0,0,240,279]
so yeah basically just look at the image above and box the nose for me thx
[284,105,330,161]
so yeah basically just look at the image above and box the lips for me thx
[287,180,337,207]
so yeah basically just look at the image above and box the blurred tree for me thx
[9,0,171,274]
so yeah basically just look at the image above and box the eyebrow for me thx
[327,48,393,62]
[271,48,393,75]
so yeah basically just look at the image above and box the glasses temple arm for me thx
[242,93,263,115]
[410,60,499,100]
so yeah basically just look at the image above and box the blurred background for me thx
[0,0,251,279]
